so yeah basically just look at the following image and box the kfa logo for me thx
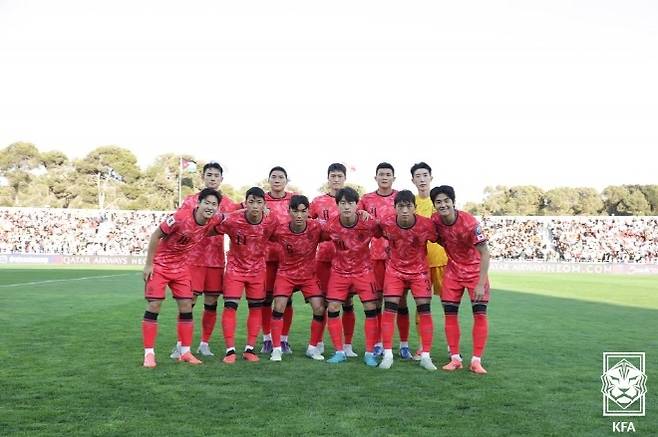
[601,352,646,417]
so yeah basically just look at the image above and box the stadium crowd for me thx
[1,207,657,263]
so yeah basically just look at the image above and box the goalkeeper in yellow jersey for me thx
[410,162,448,360]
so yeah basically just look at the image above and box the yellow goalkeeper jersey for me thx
[416,195,448,267]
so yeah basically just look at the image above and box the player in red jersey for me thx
[357,162,399,357]
[261,166,296,355]
[170,161,241,359]
[141,188,224,368]
[309,163,355,356]
[378,190,439,371]
[430,185,491,374]
[268,195,326,362]
[215,187,279,364]
[323,187,382,367]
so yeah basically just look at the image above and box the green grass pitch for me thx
[1,268,656,436]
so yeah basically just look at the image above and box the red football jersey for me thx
[309,193,338,262]
[270,219,323,280]
[431,210,487,281]
[265,191,294,263]
[217,211,279,275]
[154,208,224,273]
[379,214,438,275]
[358,190,397,260]
[323,215,382,275]
[182,192,241,267]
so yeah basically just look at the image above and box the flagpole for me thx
[178,156,182,208]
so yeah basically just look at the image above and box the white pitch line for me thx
[0,273,137,288]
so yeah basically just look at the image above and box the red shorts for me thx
[316,260,332,292]
[441,272,490,304]
[273,274,322,300]
[326,271,378,303]
[373,259,386,292]
[265,261,278,294]
[383,269,432,299]
[189,265,223,295]
[145,267,193,300]
[223,270,266,301]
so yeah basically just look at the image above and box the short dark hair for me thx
[335,187,360,204]
[410,162,432,177]
[269,166,288,179]
[327,163,347,177]
[245,186,266,201]
[198,188,222,204]
[376,162,395,175]
[394,190,416,206]
[203,162,223,175]
[289,195,310,210]
[430,185,456,203]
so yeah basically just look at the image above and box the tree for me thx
[603,185,651,216]
[0,142,41,202]
[544,187,580,215]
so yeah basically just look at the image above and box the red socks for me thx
[444,314,460,355]
[222,307,237,349]
[282,303,293,336]
[247,305,262,347]
[327,313,344,351]
[381,310,396,349]
[201,305,217,343]
[472,313,489,357]
[309,316,324,347]
[142,320,158,349]
[418,312,433,353]
[177,313,194,348]
[364,315,378,353]
[271,311,284,348]
[397,308,410,343]
[342,307,355,344]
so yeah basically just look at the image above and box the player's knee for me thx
[204,303,218,312]
[384,301,399,313]
[416,303,431,314]
[146,301,162,313]
[328,310,341,319]
[224,301,239,310]
[472,303,487,314]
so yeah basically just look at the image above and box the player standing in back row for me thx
[170,161,241,359]
[261,166,295,354]
[358,162,399,357]
[430,185,491,374]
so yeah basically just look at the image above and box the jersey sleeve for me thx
[471,222,487,245]
[159,213,179,235]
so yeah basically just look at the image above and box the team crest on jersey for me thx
[165,215,176,226]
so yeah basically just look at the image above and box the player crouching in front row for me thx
[141,188,225,368]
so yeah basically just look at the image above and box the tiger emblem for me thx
[601,359,647,409]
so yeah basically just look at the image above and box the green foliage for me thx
[1,142,656,214]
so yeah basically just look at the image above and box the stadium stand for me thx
[1,208,657,263]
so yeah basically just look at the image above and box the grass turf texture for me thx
[1,269,656,436]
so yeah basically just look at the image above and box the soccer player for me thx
[141,188,224,368]
[216,187,278,364]
[358,162,398,357]
[378,190,438,371]
[268,195,326,362]
[309,163,353,356]
[430,185,491,374]
[170,161,241,359]
[323,187,382,367]
[409,162,448,360]
[261,166,295,354]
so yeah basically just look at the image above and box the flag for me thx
[181,158,197,173]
